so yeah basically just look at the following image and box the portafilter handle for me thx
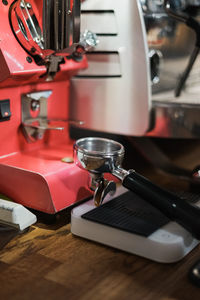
[114,168,200,240]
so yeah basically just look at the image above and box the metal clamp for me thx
[21,91,83,142]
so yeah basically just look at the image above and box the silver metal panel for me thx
[141,1,200,138]
[70,0,151,136]
[81,12,118,35]
[77,53,121,76]
[150,101,200,138]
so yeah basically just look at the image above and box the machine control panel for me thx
[0,99,11,122]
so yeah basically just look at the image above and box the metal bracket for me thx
[21,90,62,143]
[21,91,84,142]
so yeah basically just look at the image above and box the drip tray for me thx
[71,187,200,263]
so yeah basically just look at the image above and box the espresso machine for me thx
[0,0,101,214]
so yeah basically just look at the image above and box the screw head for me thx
[26,56,33,63]
[20,1,25,8]
[35,37,41,44]
[31,47,36,53]
[26,2,31,9]
[31,100,40,111]
[2,0,8,5]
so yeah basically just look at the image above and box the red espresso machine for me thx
[0,0,94,214]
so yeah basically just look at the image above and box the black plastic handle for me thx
[122,171,200,240]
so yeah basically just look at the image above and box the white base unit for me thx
[71,187,199,263]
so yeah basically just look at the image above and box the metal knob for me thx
[72,30,99,60]
[79,30,99,52]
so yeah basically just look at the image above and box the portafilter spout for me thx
[74,137,200,240]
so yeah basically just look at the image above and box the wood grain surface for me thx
[0,207,200,300]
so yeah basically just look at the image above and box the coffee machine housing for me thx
[0,0,92,214]
[70,0,200,138]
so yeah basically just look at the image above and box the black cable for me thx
[175,46,200,97]
[175,16,200,97]
[164,1,200,97]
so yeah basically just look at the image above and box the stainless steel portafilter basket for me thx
[73,137,125,174]
[74,137,200,240]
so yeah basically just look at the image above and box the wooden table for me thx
[1,138,200,299]
[0,205,200,300]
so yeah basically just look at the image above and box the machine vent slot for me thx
[76,52,121,77]
[75,75,122,79]
[81,10,118,35]
[87,51,119,55]
[81,10,115,14]
[96,33,117,36]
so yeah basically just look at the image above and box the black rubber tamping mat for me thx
[82,191,170,237]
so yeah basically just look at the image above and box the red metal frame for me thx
[0,0,92,214]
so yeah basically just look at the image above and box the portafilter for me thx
[74,137,200,240]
